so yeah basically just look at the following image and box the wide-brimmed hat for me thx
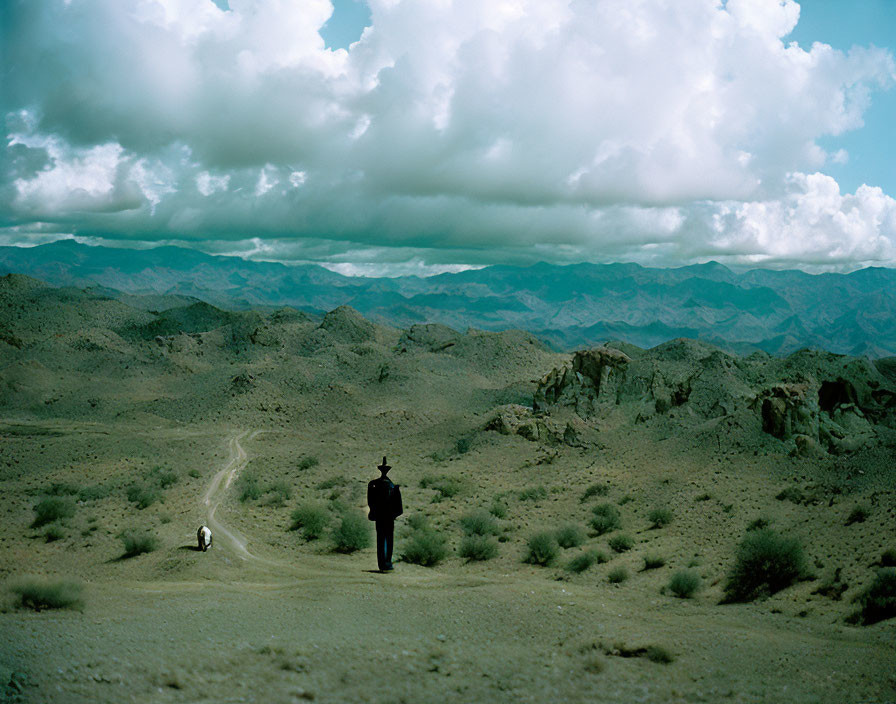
[377,456,391,470]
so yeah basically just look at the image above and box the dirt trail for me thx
[196,429,451,587]
[201,429,280,567]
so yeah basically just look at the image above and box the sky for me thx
[2,0,896,276]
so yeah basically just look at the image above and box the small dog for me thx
[197,525,212,552]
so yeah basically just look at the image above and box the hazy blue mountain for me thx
[2,240,895,356]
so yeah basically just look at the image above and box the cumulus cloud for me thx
[703,172,896,266]
[1,0,895,271]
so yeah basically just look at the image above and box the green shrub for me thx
[126,483,161,510]
[459,535,499,562]
[11,578,84,611]
[645,646,674,664]
[581,483,610,501]
[32,497,76,527]
[454,437,472,455]
[695,493,712,502]
[555,523,586,549]
[668,570,701,598]
[846,505,870,526]
[489,499,508,519]
[566,550,607,574]
[618,494,635,505]
[405,513,428,531]
[643,554,665,570]
[518,486,548,502]
[264,481,291,507]
[298,456,319,471]
[849,568,896,626]
[317,475,345,490]
[747,517,770,531]
[590,503,621,535]
[402,523,448,566]
[290,503,330,540]
[608,534,634,553]
[328,497,348,514]
[648,507,673,529]
[722,528,808,603]
[459,509,499,536]
[776,486,806,504]
[237,472,263,502]
[188,469,202,478]
[608,566,628,583]
[77,484,111,502]
[331,511,371,553]
[420,475,463,501]
[881,549,896,567]
[151,467,179,489]
[119,530,158,558]
[523,532,559,566]
[44,525,66,543]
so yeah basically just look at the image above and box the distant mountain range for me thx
[3,240,895,357]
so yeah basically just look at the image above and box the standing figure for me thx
[367,457,403,571]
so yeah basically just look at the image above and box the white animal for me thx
[197,525,212,552]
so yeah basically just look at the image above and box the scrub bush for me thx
[524,532,559,566]
[331,511,371,553]
[723,528,807,602]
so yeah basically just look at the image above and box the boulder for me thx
[484,405,565,445]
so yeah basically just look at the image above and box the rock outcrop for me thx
[530,341,896,455]
[485,404,590,447]
[534,347,631,415]
[758,383,819,440]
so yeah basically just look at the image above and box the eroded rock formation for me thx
[529,342,896,455]
[534,347,631,415]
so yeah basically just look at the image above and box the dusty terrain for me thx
[0,275,894,703]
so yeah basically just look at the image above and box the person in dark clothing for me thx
[367,457,403,571]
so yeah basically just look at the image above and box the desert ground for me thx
[1,275,894,703]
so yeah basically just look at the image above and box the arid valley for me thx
[0,274,894,703]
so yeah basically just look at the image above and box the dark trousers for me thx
[375,520,394,570]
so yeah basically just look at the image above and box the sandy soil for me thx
[1,423,894,704]
[0,283,894,703]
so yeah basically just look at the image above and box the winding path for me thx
[196,429,443,585]
[201,429,279,566]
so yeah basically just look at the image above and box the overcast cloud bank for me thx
[2,0,895,273]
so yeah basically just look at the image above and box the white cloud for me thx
[254,165,278,197]
[195,170,230,196]
[703,172,896,266]
[1,0,895,271]
[11,141,144,215]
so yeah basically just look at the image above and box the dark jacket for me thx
[367,476,403,522]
